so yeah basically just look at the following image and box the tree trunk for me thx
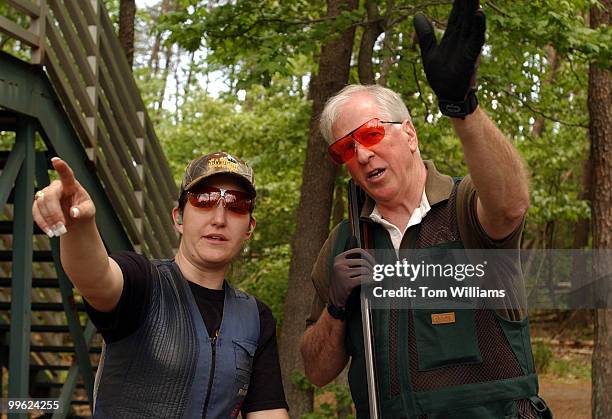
[357,0,383,84]
[531,45,559,137]
[157,43,174,110]
[332,175,346,228]
[184,49,197,104]
[147,0,170,79]
[589,1,612,418]
[278,0,358,416]
[119,0,136,68]
[571,159,592,307]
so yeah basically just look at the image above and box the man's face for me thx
[175,174,254,270]
[332,94,419,204]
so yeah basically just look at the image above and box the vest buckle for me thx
[529,396,552,418]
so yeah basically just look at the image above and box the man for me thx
[301,1,551,418]
[32,152,289,418]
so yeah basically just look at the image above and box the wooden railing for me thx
[0,0,179,257]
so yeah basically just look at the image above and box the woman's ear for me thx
[246,217,257,239]
[172,207,184,234]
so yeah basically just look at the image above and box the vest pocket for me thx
[412,308,482,370]
[233,340,257,398]
[425,398,518,418]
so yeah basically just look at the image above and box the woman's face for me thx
[176,175,254,271]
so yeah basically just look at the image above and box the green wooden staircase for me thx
[0,1,180,417]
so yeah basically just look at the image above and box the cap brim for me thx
[185,172,256,198]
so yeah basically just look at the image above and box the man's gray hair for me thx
[319,84,412,144]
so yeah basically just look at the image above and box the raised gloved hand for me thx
[414,0,486,118]
[328,243,376,320]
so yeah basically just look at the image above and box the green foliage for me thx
[486,0,611,69]
[156,83,310,322]
[533,341,553,373]
[550,355,591,380]
[127,0,606,329]
[0,4,33,61]
[101,0,120,27]
[291,371,354,419]
[156,0,362,89]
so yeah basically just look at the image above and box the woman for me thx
[32,152,289,418]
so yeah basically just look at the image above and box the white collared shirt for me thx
[368,190,431,251]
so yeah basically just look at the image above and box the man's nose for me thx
[355,142,374,164]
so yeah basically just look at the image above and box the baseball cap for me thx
[179,151,256,199]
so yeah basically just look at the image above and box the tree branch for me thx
[492,84,588,129]
[410,60,431,120]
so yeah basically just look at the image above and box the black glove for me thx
[414,0,486,118]
[328,242,376,320]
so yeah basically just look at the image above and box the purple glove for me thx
[329,247,377,309]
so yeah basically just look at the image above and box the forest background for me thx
[104,0,612,418]
[2,0,611,417]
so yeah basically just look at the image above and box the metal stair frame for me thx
[0,51,134,418]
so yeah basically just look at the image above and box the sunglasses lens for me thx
[329,137,355,164]
[188,187,252,215]
[188,191,219,208]
[328,119,388,164]
[222,191,252,215]
[354,125,385,146]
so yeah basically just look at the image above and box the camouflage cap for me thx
[179,151,256,199]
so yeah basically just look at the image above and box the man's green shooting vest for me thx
[331,182,550,419]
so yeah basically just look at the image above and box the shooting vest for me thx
[332,182,550,419]
[93,260,260,418]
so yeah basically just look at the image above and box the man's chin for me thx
[362,186,394,202]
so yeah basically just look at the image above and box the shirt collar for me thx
[369,188,431,228]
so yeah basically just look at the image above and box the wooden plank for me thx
[60,0,96,56]
[143,185,173,257]
[143,158,179,251]
[142,152,177,252]
[45,17,96,118]
[99,10,149,123]
[6,0,41,17]
[145,116,178,200]
[99,15,144,137]
[97,59,144,164]
[96,124,143,212]
[95,121,144,217]
[95,154,144,247]
[43,45,97,150]
[0,15,38,48]
[97,92,145,192]
[29,1,46,64]
[143,222,163,259]
[78,0,98,26]
[47,0,96,85]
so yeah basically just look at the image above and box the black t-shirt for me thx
[84,252,288,416]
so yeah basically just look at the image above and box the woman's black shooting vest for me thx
[93,260,260,418]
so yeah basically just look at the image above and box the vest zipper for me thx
[202,330,219,418]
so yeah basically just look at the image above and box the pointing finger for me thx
[51,157,77,191]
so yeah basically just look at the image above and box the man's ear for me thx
[172,207,184,233]
[246,217,257,239]
[403,120,418,152]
